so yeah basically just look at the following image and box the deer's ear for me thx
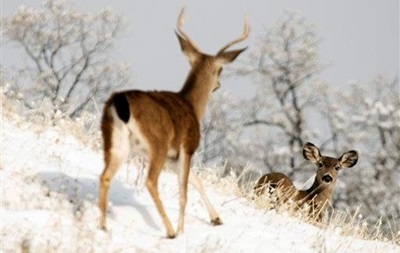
[303,142,322,163]
[339,150,358,168]
[217,47,247,65]
[176,31,200,66]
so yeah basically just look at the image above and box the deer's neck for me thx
[299,178,334,202]
[179,69,214,120]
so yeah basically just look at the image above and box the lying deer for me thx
[253,142,358,221]
[99,7,249,238]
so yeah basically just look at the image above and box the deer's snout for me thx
[321,174,333,183]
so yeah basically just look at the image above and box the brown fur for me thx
[99,7,249,238]
[254,142,359,222]
[125,91,201,155]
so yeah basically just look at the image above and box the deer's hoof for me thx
[99,221,108,231]
[166,232,176,239]
[211,217,223,226]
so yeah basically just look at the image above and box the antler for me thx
[176,6,201,52]
[217,15,250,54]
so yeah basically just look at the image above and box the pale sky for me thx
[2,0,399,97]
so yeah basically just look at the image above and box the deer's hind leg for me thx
[169,153,222,227]
[145,146,176,238]
[188,172,222,225]
[99,119,130,230]
[176,151,191,234]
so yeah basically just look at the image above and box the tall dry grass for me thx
[1,91,102,151]
[203,165,400,246]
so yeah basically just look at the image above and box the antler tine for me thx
[217,14,250,54]
[176,6,201,52]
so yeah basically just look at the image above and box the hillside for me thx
[2,116,399,253]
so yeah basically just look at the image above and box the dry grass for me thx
[197,165,400,246]
[1,92,102,151]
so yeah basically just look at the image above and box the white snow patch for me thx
[2,117,399,252]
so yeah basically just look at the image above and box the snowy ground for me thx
[2,117,399,253]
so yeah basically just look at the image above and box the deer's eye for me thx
[334,165,341,171]
[318,162,324,168]
[213,81,220,92]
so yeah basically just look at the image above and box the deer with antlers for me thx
[253,142,358,221]
[99,7,249,238]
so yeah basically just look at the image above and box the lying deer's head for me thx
[303,142,359,188]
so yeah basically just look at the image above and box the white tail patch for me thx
[126,118,149,156]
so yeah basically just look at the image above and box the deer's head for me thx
[175,7,249,92]
[303,142,359,189]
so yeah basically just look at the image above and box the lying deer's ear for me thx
[339,150,359,168]
[303,142,322,163]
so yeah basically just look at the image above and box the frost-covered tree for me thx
[199,92,261,183]
[236,11,323,175]
[200,92,246,166]
[324,75,400,226]
[199,10,398,234]
[2,0,130,119]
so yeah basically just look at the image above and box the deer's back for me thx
[104,90,201,154]
[254,172,295,196]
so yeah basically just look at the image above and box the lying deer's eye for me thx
[318,162,324,168]
[213,82,220,92]
[334,165,341,171]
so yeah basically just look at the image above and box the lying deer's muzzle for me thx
[322,175,333,183]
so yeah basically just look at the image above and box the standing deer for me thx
[99,7,249,238]
[253,142,358,221]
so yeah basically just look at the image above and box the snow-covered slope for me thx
[2,117,399,253]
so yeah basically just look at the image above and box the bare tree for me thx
[332,75,400,220]
[311,73,399,234]
[200,92,246,166]
[199,11,399,234]
[2,0,130,119]
[236,12,322,174]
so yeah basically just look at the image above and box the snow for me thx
[2,117,399,252]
